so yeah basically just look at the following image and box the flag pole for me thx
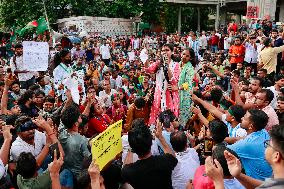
[42,0,50,33]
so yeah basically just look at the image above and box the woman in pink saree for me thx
[145,44,181,125]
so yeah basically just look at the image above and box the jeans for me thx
[211,45,218,53]
[60,169,74,188]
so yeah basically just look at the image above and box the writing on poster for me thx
[23,41,49,71]
[91,120,123,170]
[246,6,259,19]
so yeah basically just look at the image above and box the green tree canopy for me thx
[0,0,210,33]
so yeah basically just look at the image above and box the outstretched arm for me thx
[155,120,175,156]
[230,80,256,110]
[192,94,223,120]
[0,126,13,165]
[192,106,209,127]
[208,64,225,79]
[0,76,14,115]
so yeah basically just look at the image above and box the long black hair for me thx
[161,43,174,83]
[185,48,196,68]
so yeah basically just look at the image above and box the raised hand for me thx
[33,117,51,131]
[48,150,64,176]
[191,91,199,102]
[230,79,239,90]
[4,75,15,87]
[88,159,101,180]
[2,125,14,141]
[224,150,242,177]
[154,119,163,139]
[205,156,224,183]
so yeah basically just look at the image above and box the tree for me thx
[0,0,210,33]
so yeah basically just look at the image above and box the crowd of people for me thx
[0,19,284,189]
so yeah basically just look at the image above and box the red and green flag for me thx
[36,17,48,34]
[18,17,48,36]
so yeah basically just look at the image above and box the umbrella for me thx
[68,36,81,44]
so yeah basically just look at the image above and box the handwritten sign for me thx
[23,41,49,71]
[91,120,123,170]
[139,48,148,64]
[128,51,135,61]
[246,6,259,19]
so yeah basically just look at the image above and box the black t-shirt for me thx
[121,154,178,189]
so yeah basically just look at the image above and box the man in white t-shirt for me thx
[170,131,200,189]
[132,37,140,50]
[199,31,208,56]
[10,116,59,163]
[224,39,231,52]
[266,74,284,109]
[10,43,36,89]
[98,80,117,109]
[99,40,111,66]
[10,128,46,162]
[244,35,258,74]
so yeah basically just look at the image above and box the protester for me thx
[227,109,272,180]
[121,118,177,189]
[205,124,284,189]
[10,44,36,89]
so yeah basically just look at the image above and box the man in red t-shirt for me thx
[228,36,246,70]
[210,31,219,53]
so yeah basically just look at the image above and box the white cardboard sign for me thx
[23,41,49,71]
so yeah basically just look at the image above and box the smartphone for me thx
[49,142,60,160]
[204,137,213,156]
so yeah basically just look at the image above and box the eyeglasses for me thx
[264,140,284,160]
[264,140,271,148]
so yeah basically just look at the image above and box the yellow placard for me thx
[90,120,123,170]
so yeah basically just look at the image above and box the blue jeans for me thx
[211,45,218,53]
[60,169,74,188]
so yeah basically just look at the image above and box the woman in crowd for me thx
[145,43,181,126]
[178,48,196,127]
[106,93,128,123]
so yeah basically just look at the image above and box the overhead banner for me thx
[91,120,123,170]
